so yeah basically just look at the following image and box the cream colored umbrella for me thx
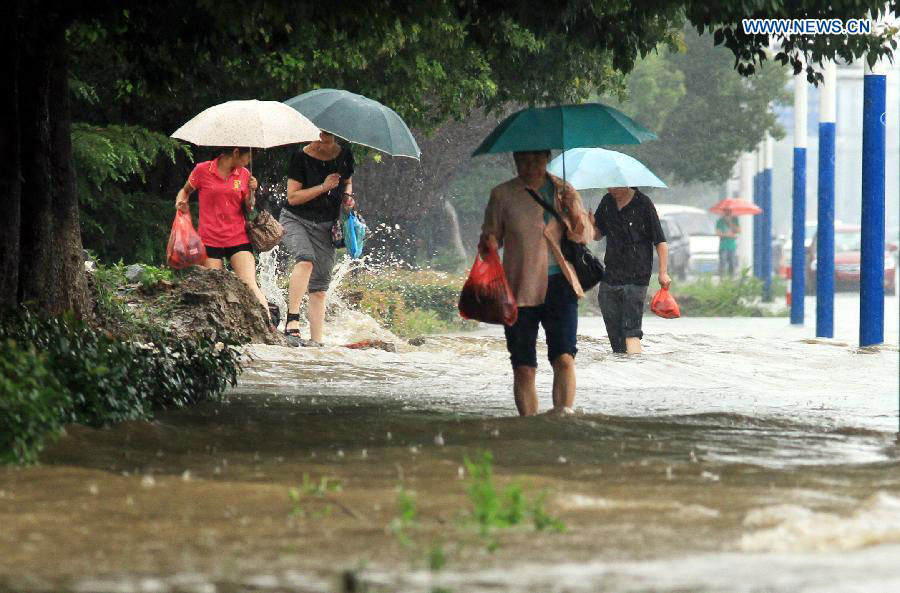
[171,99,320,148]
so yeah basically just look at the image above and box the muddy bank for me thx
[92,266,285,345]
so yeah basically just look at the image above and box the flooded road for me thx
[1,293,898,592]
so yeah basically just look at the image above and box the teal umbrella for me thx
[284,89,421,159]
[548,148,668,190]
[472,103,657,156]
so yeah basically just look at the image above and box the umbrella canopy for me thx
[547,148,667,190]
[710,198,762,216]
[171,100,320,148]
[284,89,421,159]
[472,103,657,156]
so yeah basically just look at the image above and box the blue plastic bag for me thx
[343,210,366,258]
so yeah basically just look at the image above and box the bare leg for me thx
[513,366,538,416]
[308,290,326,343]
[550,354,575,411]
[230,251,269,317]
[287,261,314,332]
[202,258,224,270]
[625,337,642,354]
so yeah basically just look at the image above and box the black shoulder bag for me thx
[525,188,604,291]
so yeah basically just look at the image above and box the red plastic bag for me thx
[166,210,207,269]
[458,248,518,326]
[650,287,681,319]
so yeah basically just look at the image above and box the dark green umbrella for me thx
[284,89,421,159]
[472,103,657,156]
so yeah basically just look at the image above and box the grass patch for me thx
[659,271,789,317]
[341,268,478,337]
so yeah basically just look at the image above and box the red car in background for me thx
[806,225,898,295]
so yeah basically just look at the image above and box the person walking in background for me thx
[280,131,355,347]
[479,150,594,417]
[716,207,740,278]
[595,187,669,354]
[174,147,273,326]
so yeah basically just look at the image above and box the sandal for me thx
[284,313,303,347]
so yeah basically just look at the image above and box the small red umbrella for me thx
[709,197,762,216]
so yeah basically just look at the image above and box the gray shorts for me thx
[597,282,648,353]
[279,209,335,293]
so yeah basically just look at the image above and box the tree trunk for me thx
[9,1,88,316]
[442,199,467,263]
[0,5,21,308]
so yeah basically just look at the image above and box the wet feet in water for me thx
[284,335,323,348]
[544,406,576,416]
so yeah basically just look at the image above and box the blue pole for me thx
[762,166,773,301]
[816,120,836,338]
[860,70,886,347]
[753,172,761,278]
[791,147,807,323]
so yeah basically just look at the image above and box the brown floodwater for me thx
[2,300,899,593]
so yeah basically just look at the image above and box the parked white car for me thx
[655,204,720,275]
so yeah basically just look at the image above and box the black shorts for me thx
[204,243,252,260]
[503,273,579,368]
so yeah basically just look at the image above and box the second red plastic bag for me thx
[166,210,207,269]
[650,286,681,319]
[458,248,518,326]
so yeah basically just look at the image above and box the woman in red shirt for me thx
[174,147,271,323]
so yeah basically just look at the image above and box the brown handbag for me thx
[246,209,284,252]
[243,193,284,252]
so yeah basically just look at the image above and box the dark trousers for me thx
[719,249,737,278]
[597,282,648,353]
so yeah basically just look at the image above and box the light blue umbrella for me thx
[548,147,667,190]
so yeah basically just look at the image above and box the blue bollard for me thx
[757,169,772,303]
[762,167,773,301]
[791,147,807,324]
[816,121,835,338]
[753,173,762,278]
[860,72,886,347]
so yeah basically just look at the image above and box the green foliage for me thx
[0,309,243,464]
[138,265,174,288]
[90,260,132,323]
[72,123,191,265]
[0,341,67,464]
[72,123,190,188]
[288,474,343,519]
[664,271,788,317]
[390,485,419,545]
[427,542,447,572]
[463,451,566,543]
[607,28,789,184]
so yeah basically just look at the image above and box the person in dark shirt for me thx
[594,187,670,354]
[279,131,355,346]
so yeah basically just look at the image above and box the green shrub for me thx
[0,309,243,464]
[341,268,476,336]
[663,271,788,317]
[0,341,67,464]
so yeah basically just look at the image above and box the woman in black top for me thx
[280,131,355,346]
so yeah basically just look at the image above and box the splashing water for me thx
[257,245,286,325]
